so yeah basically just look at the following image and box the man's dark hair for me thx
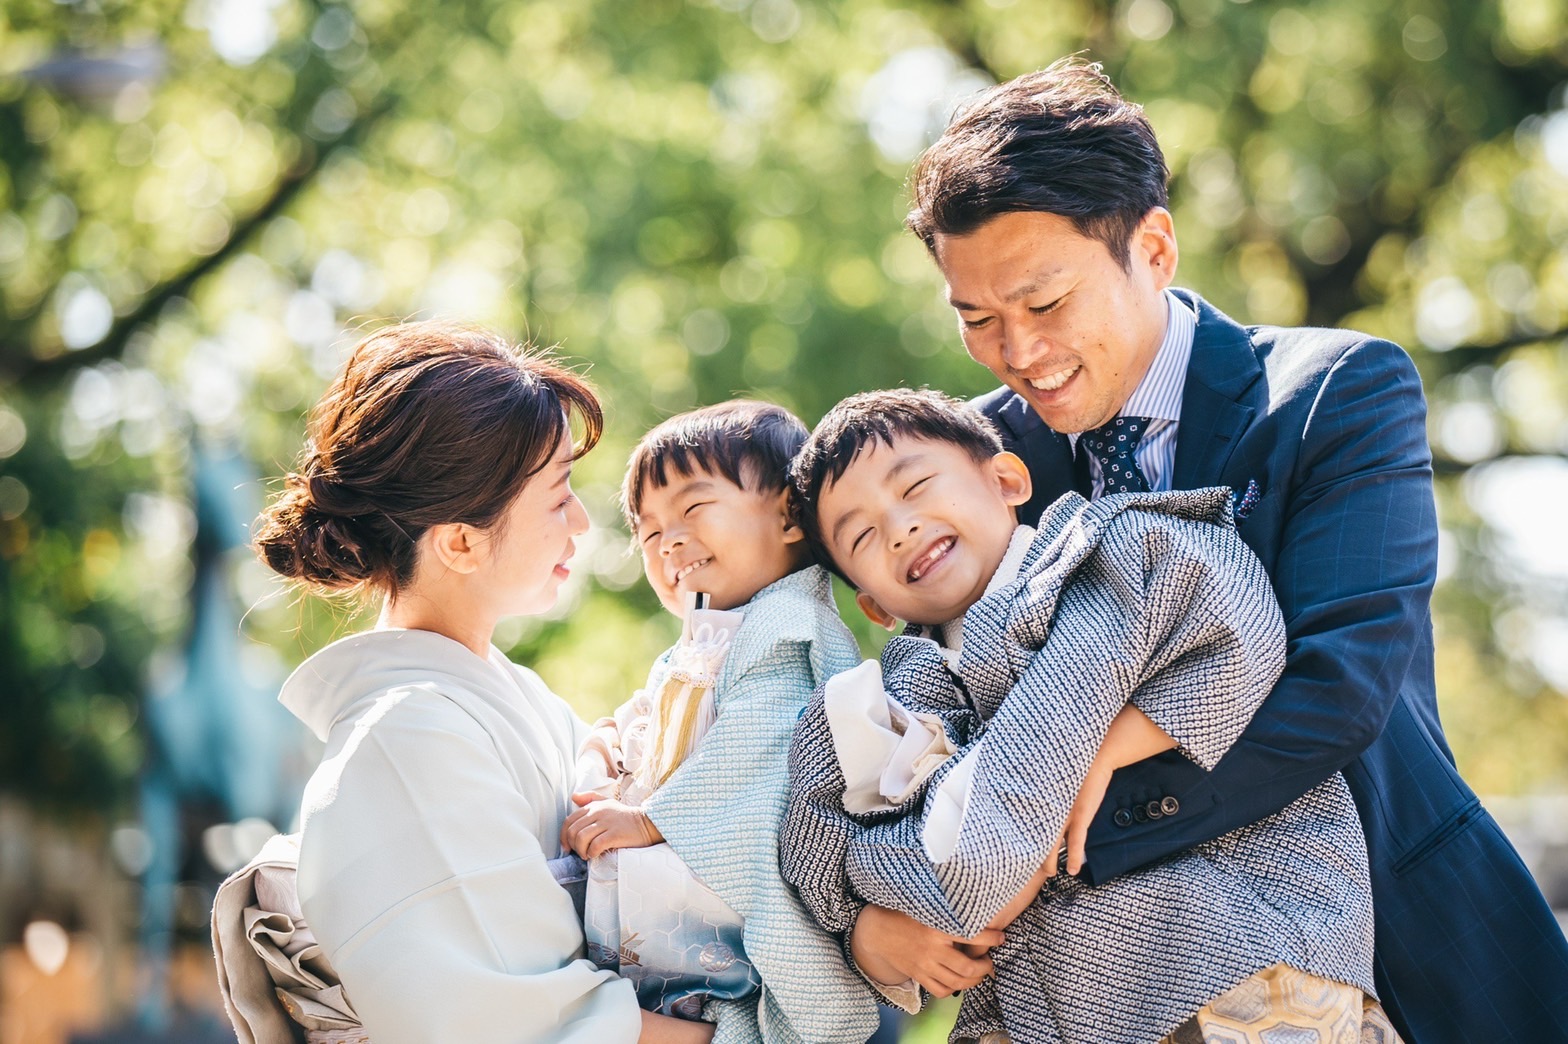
[790,388,1003,573]
[906,56,1169,268]
[621,400,808,530]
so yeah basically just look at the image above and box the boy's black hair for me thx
[790,388,1004,577]
[621,400,808,530]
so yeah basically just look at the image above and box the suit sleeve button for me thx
[1113,808,1133,827]
[1160,796,1180,816]
[1144,800,1164,819]
[1132,805,1149,823]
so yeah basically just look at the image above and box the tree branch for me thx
[2,96,394,387]
[1417,327,1568,378]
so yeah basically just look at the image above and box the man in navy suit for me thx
[845,58,1568,1041]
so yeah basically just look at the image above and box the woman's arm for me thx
[298,692,641,1044]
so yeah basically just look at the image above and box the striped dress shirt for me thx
[1071,289,1196,496]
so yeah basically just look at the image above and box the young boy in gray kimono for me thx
[780,388,1402,1044]
[560,401,879,1043]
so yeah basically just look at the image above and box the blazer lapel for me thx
[1171,291,1262,490]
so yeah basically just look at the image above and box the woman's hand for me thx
[561,793,664,859]
[850,904,1001,997]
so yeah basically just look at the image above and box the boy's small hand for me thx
[560,793,664,860]
[850,904,1002,998]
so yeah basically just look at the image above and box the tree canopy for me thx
[3,0,1567,816]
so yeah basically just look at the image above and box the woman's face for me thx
[476,433,591,618]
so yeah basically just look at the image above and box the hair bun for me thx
[253,476,382,591]
[306,471,374,517]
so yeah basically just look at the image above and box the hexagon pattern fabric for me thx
[585,844,760,1019]
[1158,964,1404,1044]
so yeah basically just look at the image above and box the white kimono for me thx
[279,628,641,1044]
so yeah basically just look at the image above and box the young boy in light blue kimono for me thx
[561,400,879,1044]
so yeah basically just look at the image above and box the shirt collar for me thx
[1123,288,1195,423]
[936,524,1036,652]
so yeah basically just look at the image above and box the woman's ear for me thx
[990,451,1034,508]
[855,591,898,631]
[776,487,806,545]
[423,522,483,575]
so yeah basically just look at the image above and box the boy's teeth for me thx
[1028,366,1079,392]
[909,537,954,581]
[675,558,710,584]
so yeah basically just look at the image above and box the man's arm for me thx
[1081,337,1437,884]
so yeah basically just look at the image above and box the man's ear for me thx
[775,487,806,545]
[423,522,483,575]
[1137,207,1179,291]
[855,591,899,631]
[990,451,1033,508]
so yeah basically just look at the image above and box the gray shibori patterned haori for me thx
[781,489,1376,1044]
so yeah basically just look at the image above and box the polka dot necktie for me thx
[1080,416,1154,495]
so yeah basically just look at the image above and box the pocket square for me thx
[1232,479,1262,522]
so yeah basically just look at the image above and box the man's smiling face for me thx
[934,208,1177,435]
[816,435,1031,628]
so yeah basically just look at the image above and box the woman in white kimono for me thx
[252,321,711,1044]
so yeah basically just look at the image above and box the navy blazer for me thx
[979,290,1568,1043]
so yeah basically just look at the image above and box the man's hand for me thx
[1050,705,1177,877]
[1051,759,1114,878]
[849,904,1002,997]
[561,792,664,860]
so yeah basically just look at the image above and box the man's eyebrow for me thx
[948,275,1063,310]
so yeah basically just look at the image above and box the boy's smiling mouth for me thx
[674,558,711,585]
[907,536,955,582]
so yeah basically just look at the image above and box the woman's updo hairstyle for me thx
[254,320,602,596]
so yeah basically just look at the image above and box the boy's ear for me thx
[991,451,1033,507]
[423,522,483,575]
[855,591,899,631]
[775,487,806,545]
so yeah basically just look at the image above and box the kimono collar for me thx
[280,628,514,741]
[933,525,1037,655]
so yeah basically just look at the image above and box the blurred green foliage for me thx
[2,0,1567,827]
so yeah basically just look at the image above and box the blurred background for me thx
[2,0,1567,1040]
